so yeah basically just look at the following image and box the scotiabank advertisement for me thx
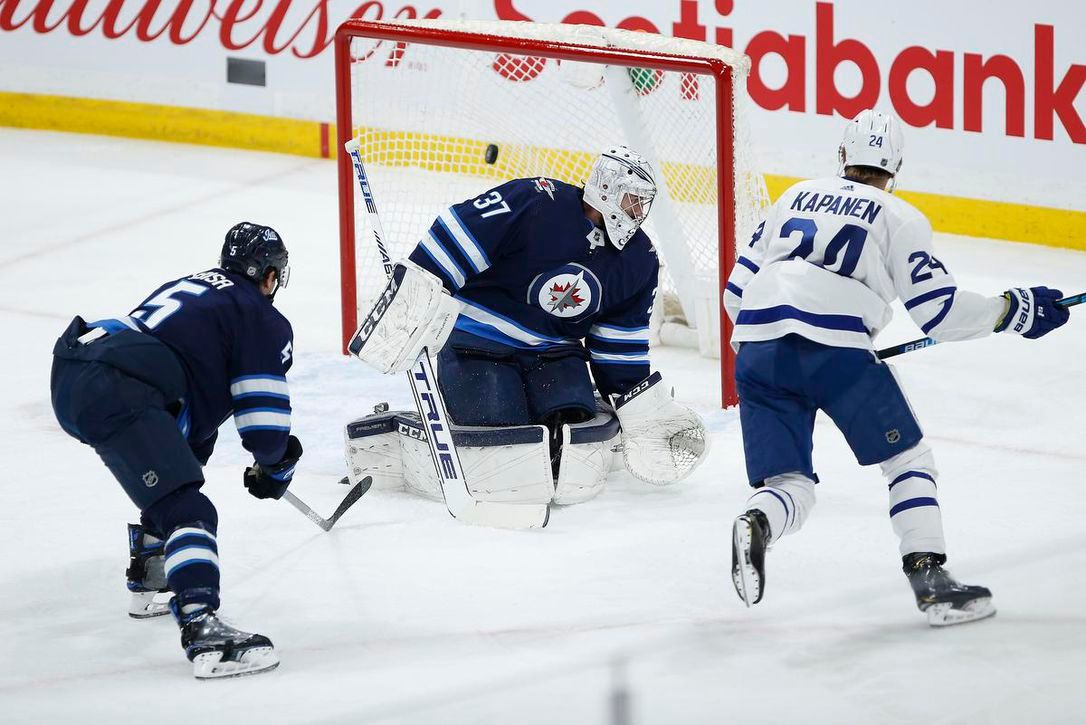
[1,0,1083,211]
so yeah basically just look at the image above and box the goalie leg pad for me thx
[344,411,405,491]
[400,414,554,504]
[554,408,620,505]
[346,410,554,504]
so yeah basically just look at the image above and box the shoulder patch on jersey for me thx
[533,177,556,200]
[528,263,603,320]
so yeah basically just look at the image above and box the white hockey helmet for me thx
[838,109,905,189]
[583,146,657,250]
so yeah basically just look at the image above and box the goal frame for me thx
[334,19,738,407]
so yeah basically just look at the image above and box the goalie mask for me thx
[583,146,657,250]
[838,109,905,191]
[220,222,290,299]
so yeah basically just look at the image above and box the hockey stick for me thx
[282,477,371,532]
[877,292,1084,360]
[343,139,549,530]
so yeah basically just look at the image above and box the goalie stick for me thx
[283,477,371,532]
[343,139,550,530]
[877,292,1083,360]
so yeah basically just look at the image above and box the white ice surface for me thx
[1,129,1084,724]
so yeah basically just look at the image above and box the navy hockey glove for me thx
[244,435,303,500]
[995,287,1070,339]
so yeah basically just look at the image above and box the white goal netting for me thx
[343,19,767,360]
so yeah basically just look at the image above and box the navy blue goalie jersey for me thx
[408,177,660,398]
[92,269,294,466]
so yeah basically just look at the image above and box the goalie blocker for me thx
[349,259,459,374]
[343,373,707,504]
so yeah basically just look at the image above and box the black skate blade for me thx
[731,516,760,607]
[925,597,996,627]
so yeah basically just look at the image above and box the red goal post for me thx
[334,19,764,407]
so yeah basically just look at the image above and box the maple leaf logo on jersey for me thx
[547,280,585,313]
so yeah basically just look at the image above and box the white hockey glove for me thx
[349,259,460,374]
[612,372,709,485]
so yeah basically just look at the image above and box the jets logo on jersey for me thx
[533,178,556,200]
[528,264,602,320]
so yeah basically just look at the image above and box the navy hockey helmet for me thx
[220,222,290,297]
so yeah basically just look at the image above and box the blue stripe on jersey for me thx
[430,219,479,277]
[447,207,492,269]
[904,286,957,310]
[418,233,467,289]
[86,316,142,334]
[587,337,649,354]
[726,282,744,298]
[889,497,939,517]
[736,305,868,333]
[457,300,575,347]
[922,295,955,334]
[889,471,937,489]
[436,216,484,274]
[736,256,760,274]
[587,323,650,344]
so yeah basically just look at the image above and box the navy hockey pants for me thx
[437,330,596,426]
[736,334,923,485]
[50,317,204,511]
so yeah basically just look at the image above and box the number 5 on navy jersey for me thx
[131,281,209,329]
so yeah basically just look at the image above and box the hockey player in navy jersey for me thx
[50,222,299,677]
[725,111,1071,625]
[348,147,707,506]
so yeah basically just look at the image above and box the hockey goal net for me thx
[335,18,766,407]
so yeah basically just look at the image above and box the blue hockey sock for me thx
[143,484,221,611]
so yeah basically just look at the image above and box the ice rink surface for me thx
[1,128,1084,724]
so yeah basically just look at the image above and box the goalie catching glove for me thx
[612,372,709,485]
[349,260,460,374]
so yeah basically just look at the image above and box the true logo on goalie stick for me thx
[528,263,602,320]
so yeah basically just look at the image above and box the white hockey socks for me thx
[745,473,816,545]
[880,443,946,556]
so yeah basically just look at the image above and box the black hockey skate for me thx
[171,600,279,679]
[126,524,170,619]
[903,552,996,627]
[731,509,770,607]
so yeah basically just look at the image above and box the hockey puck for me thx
[484,143,499,165]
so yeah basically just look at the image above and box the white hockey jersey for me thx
[724,176,1006,351]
